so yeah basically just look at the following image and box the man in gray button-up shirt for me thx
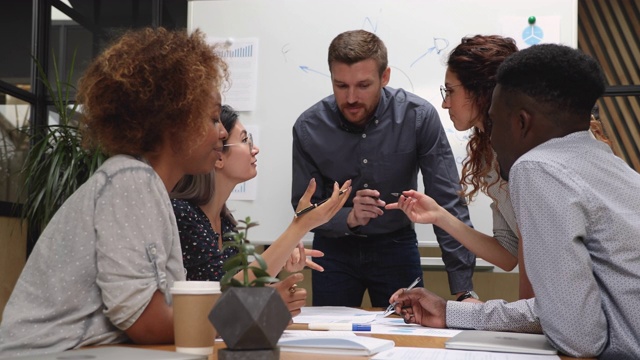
[291,29,475,307]
[388,44,640,360]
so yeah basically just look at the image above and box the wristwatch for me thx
[456,291,479,302]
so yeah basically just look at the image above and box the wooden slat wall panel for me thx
[579,0,640,171]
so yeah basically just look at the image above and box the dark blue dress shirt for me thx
[292,87,476,292]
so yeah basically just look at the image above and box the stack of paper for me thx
[278,335,395,356]
[445,330,557,355]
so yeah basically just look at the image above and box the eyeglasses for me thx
[223,133,253,153]
[440,84,463,102]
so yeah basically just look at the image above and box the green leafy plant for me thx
[220,217,280,288]
[20,51,106,233]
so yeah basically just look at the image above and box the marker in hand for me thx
[372,192,400,202]
[295,188,348,218]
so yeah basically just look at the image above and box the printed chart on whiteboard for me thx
[210,37,259,111]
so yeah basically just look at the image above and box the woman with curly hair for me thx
[0,27,349,357]
[388,35,529,298]
[388,35,612,301]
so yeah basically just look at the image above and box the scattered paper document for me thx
[294,306,377,324]
[281,330,358,338]
[294,307,461,338]
[278,335,394,356]
[373,347,560,360]
[298,306,377,316]
[445,330,557,355]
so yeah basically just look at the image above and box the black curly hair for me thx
[496,44,605,124]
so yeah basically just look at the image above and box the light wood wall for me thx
[0,216,27,322]
[279,246,519,308]
[579,0,640,171]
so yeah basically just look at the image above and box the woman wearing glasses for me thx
[387,35,534,299]
[171,105,347,316]
[389,35,613,302]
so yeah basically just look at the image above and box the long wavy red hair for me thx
[446,35,518,203]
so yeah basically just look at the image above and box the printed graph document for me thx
[278,334,394,356]
[372,317,462,338]
[293,307,461,338]
[293,306,378,324]
[445,330,557,355]
[373,347,560,360]
[207,37,258,111]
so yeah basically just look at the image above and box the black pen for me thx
[372,192,400,201]
[294,188,348,218]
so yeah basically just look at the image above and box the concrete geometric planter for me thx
[209,286,291,358]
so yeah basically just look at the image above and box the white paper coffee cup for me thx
[170,281,221,355]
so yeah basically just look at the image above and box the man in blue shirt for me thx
[291,29,476,307]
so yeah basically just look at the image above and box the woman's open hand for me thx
[284,242,324,273]
[294,178,351,230]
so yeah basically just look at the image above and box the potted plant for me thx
[209,217,291,360]
[20,52,106,235]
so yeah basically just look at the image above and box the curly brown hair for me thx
[77,27,229,156]
[446,35,518,203]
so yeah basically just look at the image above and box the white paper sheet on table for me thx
[372,347,561,360]
[294,306,378,324]
[298,307,375,316]
[295,307,462,338]
[281,330,358,338]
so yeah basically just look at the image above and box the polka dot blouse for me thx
[171,199,238,281]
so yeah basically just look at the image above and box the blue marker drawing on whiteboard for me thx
[362,10,381,33]
[298,66,330,78]
[362,17,378,32]
[445,127,471,143]
[281,43,291,62]
[389,66,415,93]
[411,37,450,67]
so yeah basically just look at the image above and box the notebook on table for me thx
[278,335,395,356]
[3,346,207,360]
[445,330,558,355]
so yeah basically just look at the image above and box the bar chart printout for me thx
[209,37,259,111]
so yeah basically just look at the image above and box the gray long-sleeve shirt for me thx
[291,87,475,293]
[0,155,185,358]
[447,132,640,359]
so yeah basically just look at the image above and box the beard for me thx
[340,103,374,126]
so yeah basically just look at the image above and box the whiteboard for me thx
[188,0,577,245]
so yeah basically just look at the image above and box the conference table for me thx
[137,327,595,360]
